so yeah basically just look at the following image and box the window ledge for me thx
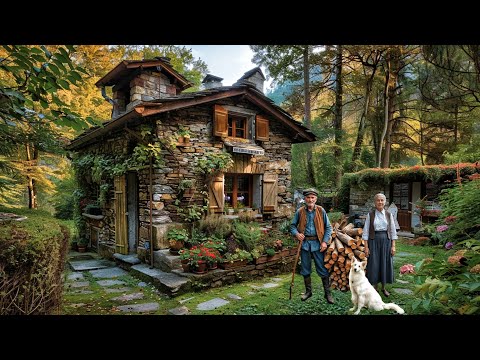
[82,213,104,220]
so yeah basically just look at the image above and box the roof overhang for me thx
[67,86,316,151]
[95,59,193,90]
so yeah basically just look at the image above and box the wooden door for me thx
[127,172,138,254]
[114,175,128,255]
[391,182,411,231]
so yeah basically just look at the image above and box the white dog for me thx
[348,257,404,315]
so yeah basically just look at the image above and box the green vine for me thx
[197,151,234,176]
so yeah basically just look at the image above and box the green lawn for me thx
[62,237,453,315]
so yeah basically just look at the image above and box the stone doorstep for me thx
[153,249,182,272]
[113,253,142,271]
[130,264,191,297]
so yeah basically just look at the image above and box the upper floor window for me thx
[228,115,247,138]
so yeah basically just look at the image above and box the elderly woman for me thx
[362,193,398,297]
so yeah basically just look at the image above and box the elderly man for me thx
[290,188,334,304]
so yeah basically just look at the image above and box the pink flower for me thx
[436,225,449,233]
[400,264,415,274]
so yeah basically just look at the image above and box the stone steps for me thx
[130,264,191,297]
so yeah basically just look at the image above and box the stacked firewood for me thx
[324,218,366,292]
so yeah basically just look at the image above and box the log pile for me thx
[324,221,366,292]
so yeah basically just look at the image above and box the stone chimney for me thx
[126,57,178,111]
[234,67,265,93]
[202,74,224,89]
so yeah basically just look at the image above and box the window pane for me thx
[236,129,244,138]
[235,118,244,129]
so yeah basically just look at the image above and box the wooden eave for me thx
[67,86,315,150]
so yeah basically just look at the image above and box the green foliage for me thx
[197,214,232,239]
[436,180,480,241]
[0,205,70,314]
[52,173,77,220]
[166,228,189,242]
[178,178,196,191]
[224,248,253,262]
[114,45,208,91]
[338,163,478,214]
[327,211,344,224]
[177,125,191,138]
[196,151,233,176]
[0,45,92,130]
[177,204,207,223]
[233,221,262,252]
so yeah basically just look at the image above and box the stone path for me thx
[64,242,417,315]
[64,252,291,315]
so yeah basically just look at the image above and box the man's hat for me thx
[303,188,318,196]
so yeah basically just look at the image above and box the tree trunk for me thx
[378,66,390,168]
[303,46,311,127]
[334,45,343,187]
[381,93,396,168]
[25,143,38,209]
[350,68,375,171]
[303,46,315,187]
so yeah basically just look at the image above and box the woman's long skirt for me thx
[366,231,394,285]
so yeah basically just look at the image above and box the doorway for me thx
[126,172,138,254]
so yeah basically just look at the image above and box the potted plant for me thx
[178,178,196,199]
[77,238,88,253]
[177,126,191,144]
[167,228,189,255]
[185,246,208,274]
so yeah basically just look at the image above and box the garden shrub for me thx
[0,207,70,315]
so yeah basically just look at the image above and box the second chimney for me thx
[202,74,224,89]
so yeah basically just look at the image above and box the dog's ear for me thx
[361,260,367,269]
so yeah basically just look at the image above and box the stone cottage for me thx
[66,57,315,259]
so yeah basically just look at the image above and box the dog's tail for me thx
[383,303,405,314]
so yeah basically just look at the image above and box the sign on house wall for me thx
[232,147,264,155]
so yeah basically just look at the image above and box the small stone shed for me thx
[66,57,316,259]
[339,162,480,231]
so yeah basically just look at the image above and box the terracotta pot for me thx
[192,260,208,274]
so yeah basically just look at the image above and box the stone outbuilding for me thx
[340,162,480,231]
[66,57,316,259]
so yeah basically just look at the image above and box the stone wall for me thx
[76,98,298,258]
[174,251,297,291]
[349,184,390,218]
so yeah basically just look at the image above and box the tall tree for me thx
[251,45,318,187]
[333,45,343,186]
[346,46,385,171]
[0,45,89,207]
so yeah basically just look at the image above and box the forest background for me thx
[1,45,479,213]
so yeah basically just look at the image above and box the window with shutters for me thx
[224,174,252,208]
[228,115,247,138]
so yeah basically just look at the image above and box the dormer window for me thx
[228,115,247,139]
[214,104,269,142]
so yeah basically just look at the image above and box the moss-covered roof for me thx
[342,162,480,188]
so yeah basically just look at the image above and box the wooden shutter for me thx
[214,104,228,137]
[208,174,224,214]
[114,175,128,255]
[262,173,277,212]
[255,115,269,141]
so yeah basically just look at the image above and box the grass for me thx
[61,237,454,315]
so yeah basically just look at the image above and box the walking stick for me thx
[289,237,303,300]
